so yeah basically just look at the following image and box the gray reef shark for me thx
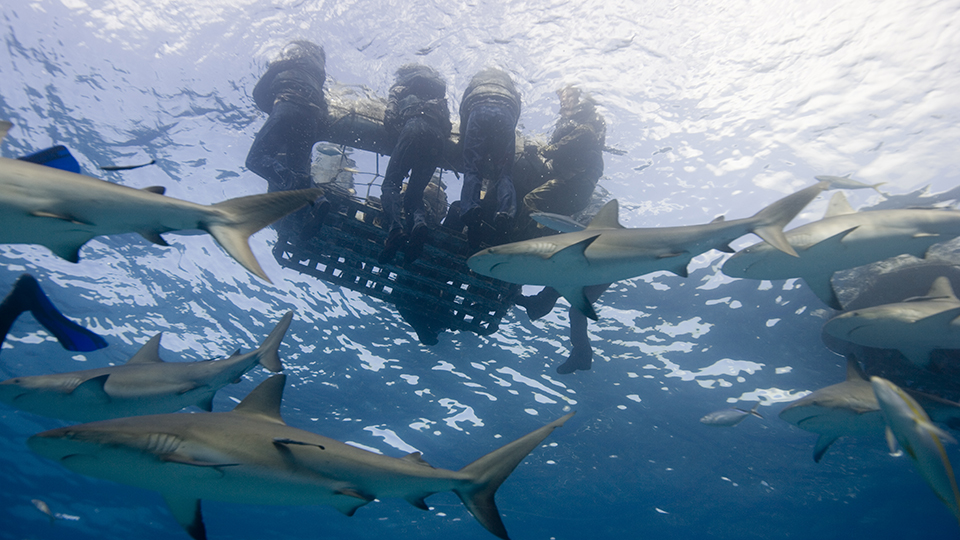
[28,374,575,540]
[872,376,960,525]
[822,276,960,367]
[779,356,960,462]
[0,312,292,421]
[0,121,323,282]
[722,191,960,309]
[468,182,827,320]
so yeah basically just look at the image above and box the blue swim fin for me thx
[0,274,107,352]
[17,145,81,173]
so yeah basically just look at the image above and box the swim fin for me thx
[0,274,107,352]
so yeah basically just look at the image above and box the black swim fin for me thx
[17,145,81,173]
[0,274,107,352]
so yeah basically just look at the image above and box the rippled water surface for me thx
[2,1,960,539]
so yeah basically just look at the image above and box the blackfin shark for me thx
[468,182,827,320]
[0,312,292,421]
[871,376,960,525]
[722,192,960,309]
[700,402,762,427]
[822,277,960,367]
[0,121,323,283]
[28,374,575,540]
[779,357,960,462]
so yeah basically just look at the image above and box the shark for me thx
[468,182,827,320]
[721,191,960,309]
[0,120,323,283]
[822,276,960,367]
[0,312,292,422]
[28,374,575,540]
[779,356,960,462]
[871,376,960,525]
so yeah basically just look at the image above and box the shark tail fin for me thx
[454,412,575,539]
[256,311,293,372]
[750,181,828,257]
[204,188,324,283]
[0,274,108,352]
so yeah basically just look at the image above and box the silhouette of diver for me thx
[0,274,108,353]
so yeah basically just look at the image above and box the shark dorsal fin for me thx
[232,374,286,424]
[845,356,866,381]
[824,192,856,218]
[586,200,624,229]
[126,334,165,364]
[710,215,726,223]
[927,276,958,300]
[401,451,435,468]
[142,186,166,195]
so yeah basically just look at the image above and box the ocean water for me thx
[2,1,960,539]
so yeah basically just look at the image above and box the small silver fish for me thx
[31,499,55,523]
[700,402,763,427]
[815,174,887,195]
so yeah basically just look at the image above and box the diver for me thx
[377,64,452,265]
[246,40,328,193]
[517,85,606,239]
[457,67,522,249]
[514,86,609,373]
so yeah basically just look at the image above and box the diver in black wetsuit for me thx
[377,64,452,265]
[0,274,107,353]
[246,41,328,192]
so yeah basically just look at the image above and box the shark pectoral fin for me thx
[899,346,935,368]
[405,495,431,511]
[206,188,324,283]
[139,231,170,247]
[913,232,941,239]
[813,434,839,463]
[556,287,599,321]
[886,426,903,456]
[802,274,843,310]
[162,495,207,540]
[196,394,214,412]
[70,374,110,403]
[127,333,165,364]
[333,489,374,516]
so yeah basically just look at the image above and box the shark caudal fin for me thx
[750,181,828,257]
[204,188,324,283]
[0,274,107,352]
[254,311,293,372]
[454,412,575,539]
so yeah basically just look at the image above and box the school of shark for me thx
[4,83,960,539]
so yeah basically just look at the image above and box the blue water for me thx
[3,0,960,539]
